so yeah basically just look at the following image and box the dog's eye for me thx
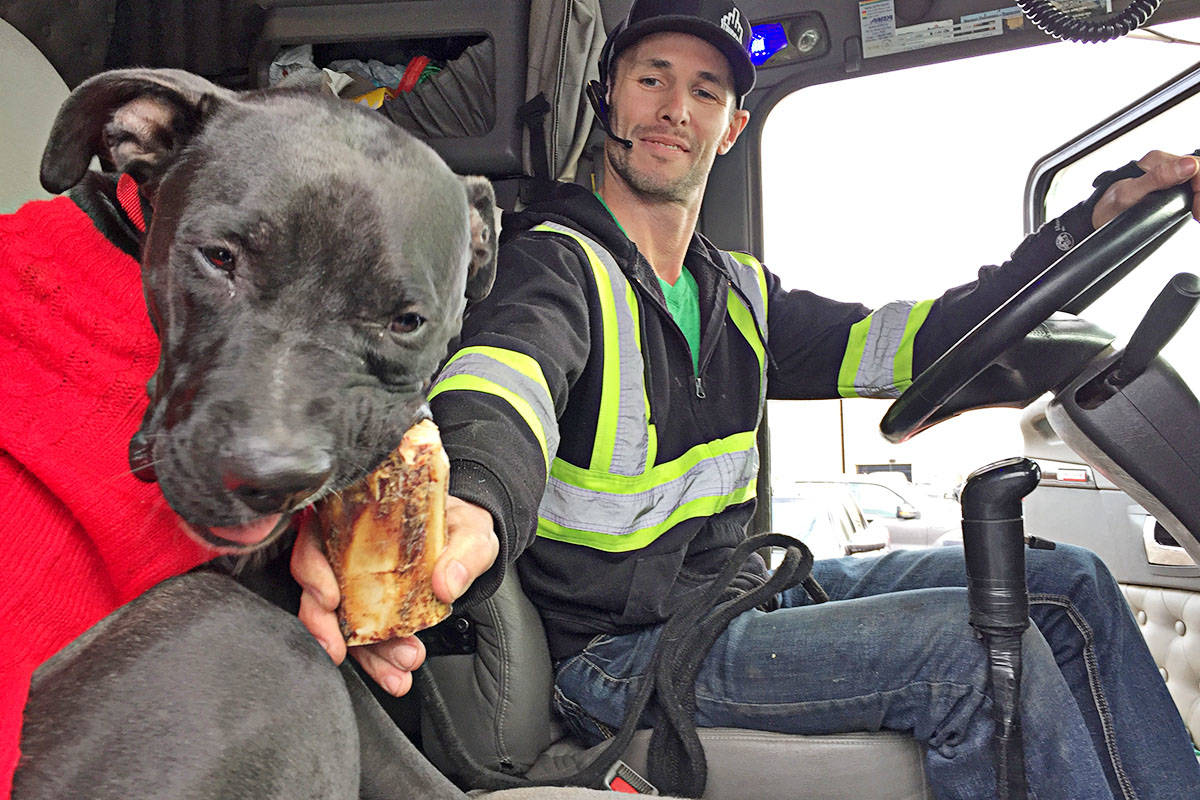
[200,246,235,274]
[389,313,425,334]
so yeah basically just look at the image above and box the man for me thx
[294,1,1200,796]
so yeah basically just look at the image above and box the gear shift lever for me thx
[960,457,1042,800]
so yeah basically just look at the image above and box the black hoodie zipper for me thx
[630,252,708,408]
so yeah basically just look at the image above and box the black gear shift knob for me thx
[960,457,1041,634]
[961,456,1041,520]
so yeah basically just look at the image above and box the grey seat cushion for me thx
[423,572,932,799]
[625,728,928,800]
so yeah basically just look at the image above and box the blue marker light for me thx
[749,22,789,66]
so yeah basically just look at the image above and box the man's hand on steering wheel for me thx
[882,147,1199,443]
[1092,150,1200,230]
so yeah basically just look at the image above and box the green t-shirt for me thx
[658,268,700,374]
[593,192,700,373]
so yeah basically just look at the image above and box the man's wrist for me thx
[448,459,515,609]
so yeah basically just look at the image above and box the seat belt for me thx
[415,532,826,797]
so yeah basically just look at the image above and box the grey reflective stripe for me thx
[720,250,769,417]
[854,300,921,398]
[720,251,768,341]
[538,442,759,539]
[434,349,560,464]
[535,221,649,476]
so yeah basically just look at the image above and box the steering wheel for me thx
[880,183,1194,443]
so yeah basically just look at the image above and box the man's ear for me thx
[461,175,498,303]
[717,108,751,156]
[39,68,235,196]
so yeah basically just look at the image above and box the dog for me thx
[8,68,497,799]
[41,68,497,552]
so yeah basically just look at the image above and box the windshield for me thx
[761,20,1200,495]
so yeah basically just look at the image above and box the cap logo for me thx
[720,7,744,42]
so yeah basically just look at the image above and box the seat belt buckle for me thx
[604,760,658,794]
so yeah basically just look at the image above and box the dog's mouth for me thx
[188,513,294,553]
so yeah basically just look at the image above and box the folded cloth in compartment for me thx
[382,38,494,139]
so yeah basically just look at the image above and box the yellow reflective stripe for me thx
[532,223,624,472]
[547,429,756,491]
[838,315,872,398]
[645,421,658,473]
[591,253,623,472]
[726,288,764,368]
[537,481,756,552]
[439,345,550,392]
[892,300,934,392]
[428,373,551,471]
[727,250,769,325]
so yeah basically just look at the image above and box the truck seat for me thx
[421,572,932,800]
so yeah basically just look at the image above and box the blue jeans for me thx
[552,544,1200,800]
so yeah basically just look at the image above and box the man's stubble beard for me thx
[605,108,712,205]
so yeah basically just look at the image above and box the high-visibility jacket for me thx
[431,182,1096,660]
[436,219,773,553]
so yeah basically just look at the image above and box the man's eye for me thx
[639,76,662,87]
[389,313,426,334]
[199,246,235,274]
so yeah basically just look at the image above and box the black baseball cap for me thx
[599,0,756,104]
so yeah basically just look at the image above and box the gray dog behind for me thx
[13,69,498,799]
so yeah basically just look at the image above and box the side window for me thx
[760,23,1200,498]
[1038,85,1200,391]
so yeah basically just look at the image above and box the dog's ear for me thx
[461,175,498,303]
[40,68,236,194]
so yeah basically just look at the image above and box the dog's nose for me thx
[221,446,333,515]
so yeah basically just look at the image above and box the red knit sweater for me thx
[0,197,215,797]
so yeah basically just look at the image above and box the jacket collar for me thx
[506,182,735,283]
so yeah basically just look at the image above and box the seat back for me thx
[421,572,559,777]
[0,17,70,213]
[420,571,933,799]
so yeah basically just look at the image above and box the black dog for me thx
[45,68,496,551]
[12,69,497,799]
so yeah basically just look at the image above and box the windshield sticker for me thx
[858,1,1109,59]
[859,1,1000,58]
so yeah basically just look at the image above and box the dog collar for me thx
[116,173,147,233]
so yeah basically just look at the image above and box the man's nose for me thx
[658,86,690,125]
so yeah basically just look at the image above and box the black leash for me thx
[415,532,825,797]
[641,533,821,796]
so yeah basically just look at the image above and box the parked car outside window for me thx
[794,478,962,549]
[769,483,890,566]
